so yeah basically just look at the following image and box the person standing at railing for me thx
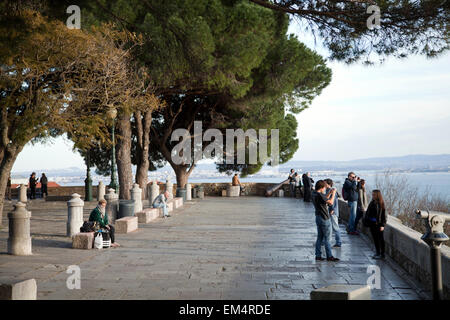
[6,176,11,200]
[29,172,38,199]
[366,190,387,259]
[40,173,48,198]
[294,173,303,198]
[288,169,296,197]
[232,173,245,195]
[343,172,360,235]
[312,180,339,262]
[355,179,369,232]
[302,172,314,202]
[325,179,342,248]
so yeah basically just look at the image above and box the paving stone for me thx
[0,197,425,300]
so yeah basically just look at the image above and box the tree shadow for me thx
[32,238,72,249]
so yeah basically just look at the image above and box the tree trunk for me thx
[0,146,22,226]
[115,113,133,200]
[172,164,193,189]
[135,110,152,199]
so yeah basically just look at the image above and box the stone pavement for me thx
[0,197,428,300]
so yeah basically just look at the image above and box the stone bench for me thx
[72,232,94,249]
[115,216,138,234]
[310,285,371,300]
[173,197,183,209]
[0,279,37,300]
[227,185,240,197]
[136,208,161,223]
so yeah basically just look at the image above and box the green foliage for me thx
[249,0,449,64]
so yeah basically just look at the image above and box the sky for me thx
[11,20,450,172]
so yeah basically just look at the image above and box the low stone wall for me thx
[338,199,450,299]
[9,186,99,201]
[187,182,283,197]
[8,182,286,200]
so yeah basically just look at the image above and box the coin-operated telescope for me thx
[415,209,450,300]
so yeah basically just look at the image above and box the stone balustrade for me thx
[338,199,450,299]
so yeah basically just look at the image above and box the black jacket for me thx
[29,176,37,187]
[366,200,387,227]
[343,178,359,202]
[302,174,313,190]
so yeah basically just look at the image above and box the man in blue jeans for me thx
[312,180,339,262]
[152,191,171,218]
[343,172,360,235]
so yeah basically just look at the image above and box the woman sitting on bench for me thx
[89,199,120,248]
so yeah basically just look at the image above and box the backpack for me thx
[342,186,349,201]
[80,221,97,233]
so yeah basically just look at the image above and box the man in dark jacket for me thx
[312,180,339,262]
[29,172,37,199]
[302,172,314,202]
[343,172,360,235]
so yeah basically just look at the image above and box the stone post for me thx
[67,193,84,237]
[166,178,173,197]
[19,184,27,203]
[149,180,160,206]
[97,181,105,201]
[130,183,143,214]
[186,183,192,201]
[105,188,119,224]
[8,202,32,255]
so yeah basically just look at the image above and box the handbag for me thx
[80,221,98,233]
[362,212,372,227]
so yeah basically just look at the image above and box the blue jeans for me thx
[315,216,333,258]
[153,203,168,217]
[348,201,357,232]
[290,183,296,197]
[330,214,342,246]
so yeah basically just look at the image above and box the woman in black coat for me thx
[29,172,38,199]
[302,172,314,202]
[366,189,387,259]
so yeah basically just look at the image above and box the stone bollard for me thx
[105,188,119,224]
[67,193,84,237]
[166,179,173,197]
[149,180,160,206]
[19,184,27,203]
[7,202,32,256]
[186,183,192,201]
[97,181,105,201]
[131,183,143,214]
[0,279,37,300]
